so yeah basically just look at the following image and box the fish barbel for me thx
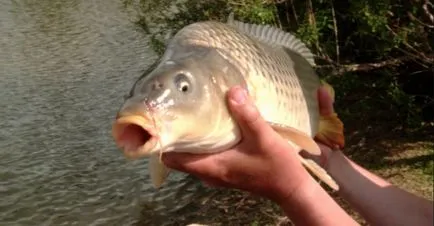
[112,14,345,190]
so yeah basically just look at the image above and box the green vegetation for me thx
[123,0,433,225]
[124,0,433,129]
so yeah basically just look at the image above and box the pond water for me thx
[0,0,206,225]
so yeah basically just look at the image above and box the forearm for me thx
[276,172,359,226]
[328,151,433,226]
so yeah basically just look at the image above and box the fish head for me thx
[112,47,245,159]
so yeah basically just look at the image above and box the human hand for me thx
[162,86,324,202]
[301,86,338,170]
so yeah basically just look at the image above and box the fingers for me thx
[226,86,275,139]
[162,152,223,177]
[317,86,334,116]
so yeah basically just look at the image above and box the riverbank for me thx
[151,120,433,226]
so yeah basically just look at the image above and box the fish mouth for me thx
[112,114,159,159]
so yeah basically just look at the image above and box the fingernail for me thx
[231,87,247,105]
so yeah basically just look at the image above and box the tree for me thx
[124,0,434,128]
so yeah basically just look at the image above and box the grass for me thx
[134,83,433,225]
[135,119,433,226]
[331,125,434,225]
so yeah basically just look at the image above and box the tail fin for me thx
[315,81,345,149]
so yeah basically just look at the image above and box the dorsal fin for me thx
[227,13,316,66]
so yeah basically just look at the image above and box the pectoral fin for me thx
[149,153,170,189]
[266,122,338,190]
[297,155,339,191]
[268,122,321,155]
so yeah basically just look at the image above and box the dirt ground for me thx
[137,117,433,226]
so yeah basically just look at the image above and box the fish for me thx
[111,13,345,190]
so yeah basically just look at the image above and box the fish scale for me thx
[113,16,345,190]
[169,21,320,138]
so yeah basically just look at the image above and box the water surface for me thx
[0,1,203,225]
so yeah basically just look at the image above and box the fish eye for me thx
[174,73,191,93]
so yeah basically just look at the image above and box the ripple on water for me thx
[0,0,205,225]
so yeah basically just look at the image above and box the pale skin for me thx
[162,86,434,226]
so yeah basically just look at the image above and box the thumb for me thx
[226,86,275,139]
[318,86,335,116]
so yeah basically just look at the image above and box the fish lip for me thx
[112,114,159,159]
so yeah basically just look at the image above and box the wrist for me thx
[271,167,316,207]
[273,170,359,226]
[327,150,392,196]
[326,150,357,186]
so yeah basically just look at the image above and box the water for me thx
[0,0,205,225]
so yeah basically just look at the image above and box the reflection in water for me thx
[0,0,205,225]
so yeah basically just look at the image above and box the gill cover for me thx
[145,46,246,189]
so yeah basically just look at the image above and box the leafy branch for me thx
[316,55,433,75]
